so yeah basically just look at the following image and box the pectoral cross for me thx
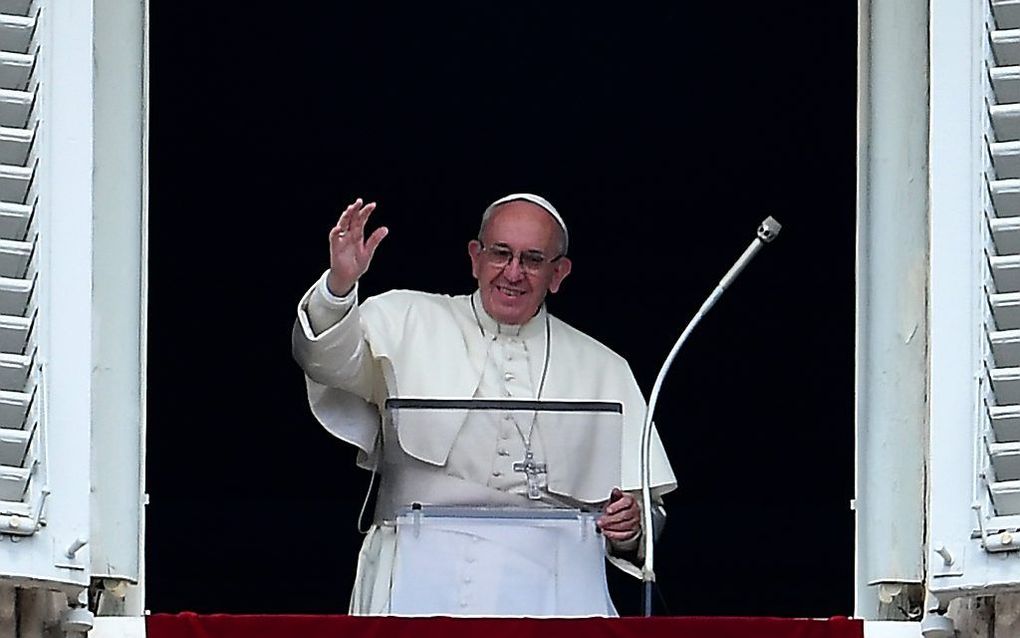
[513,449,547,500]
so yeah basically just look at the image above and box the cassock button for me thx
[498,448,509,456]
[504,372,515,381]
[464,575,472,584]
[492,470,502,477]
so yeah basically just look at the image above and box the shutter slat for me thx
[995,0,1020,30]
[0,353,31,391]
[0,276,31,316]
[991,292,1020,329]
[990,479,1020,515]
[990,442,1020,480]
[0,163,31,204]
[0,426,28,466]
[0,314,30,354]
[991,140,1020,177]
[990,329,1020,366]
[990,366,1020,403]
[990,254,1020,292]
[0,388,31,429]
[991,104,1020,140]
[990,404,1020,441]
[992,66,1020,103]
[0,2,32,17]
[991,216,1020,254]
[0,51,32,92]
[994,29,1020,66]
[0,464,28,502]
[991,179,1020,216]
[0,14,33,56]
[0,125,31,166]
[0,239,33,278]
[0,88,31,129]
[0,201,32,240]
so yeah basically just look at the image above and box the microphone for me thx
[638,216,782,616]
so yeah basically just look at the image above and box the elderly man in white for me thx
[292,194,676,616]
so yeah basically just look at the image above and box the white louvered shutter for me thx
[0,0,97,590]
[928,0,1020,598]
[983,2,1020,543]
[0,0,44,538]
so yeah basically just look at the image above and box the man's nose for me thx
[502,257,526,280]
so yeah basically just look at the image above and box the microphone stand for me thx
[639,216,782,616]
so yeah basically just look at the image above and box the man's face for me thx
[468,201,572,325]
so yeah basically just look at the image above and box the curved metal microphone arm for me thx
[639,216,781,616]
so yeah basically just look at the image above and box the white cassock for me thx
[292,272,677,616]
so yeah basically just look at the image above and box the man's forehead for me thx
[490,200,555,220]
[484,205,561,246]
[483,193,569,253]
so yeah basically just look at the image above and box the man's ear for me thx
[547,257,572,294]
[468,240,483,279]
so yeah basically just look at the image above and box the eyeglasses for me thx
[478,242,564,274]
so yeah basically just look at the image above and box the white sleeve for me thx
[305,271,357,335]
[292,272,380,402]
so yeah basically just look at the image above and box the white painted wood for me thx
[89,0,146,591]
[0,0,96,590]
[91,617,146,638]
[855,0,928,619]
[862,620,922,637]
[923,0,1020,601]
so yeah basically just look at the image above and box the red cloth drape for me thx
[147,613,863,638]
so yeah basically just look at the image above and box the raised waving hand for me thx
[327,198,389,296]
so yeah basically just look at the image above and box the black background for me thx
[147,3,857,617]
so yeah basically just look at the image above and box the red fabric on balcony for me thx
[147,613,863,638]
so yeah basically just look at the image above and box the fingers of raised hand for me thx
[332,199,379,243]
[351,202,378,239]
[335,198,363,231]
[364,225,389,256]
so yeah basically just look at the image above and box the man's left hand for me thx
[597,487,641,541]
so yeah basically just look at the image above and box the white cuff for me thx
[319,272,357,306]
